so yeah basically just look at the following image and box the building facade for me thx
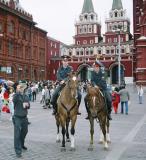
[49,0,133,84]
[133,0,146,85]
[0,0,47,81]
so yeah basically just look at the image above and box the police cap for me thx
[61,55,71,61]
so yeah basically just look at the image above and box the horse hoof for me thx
[88,146,93,151]
[56,139,61,143]
[70,147,76,152]
[61,147,66,152]
[66,139,71,142]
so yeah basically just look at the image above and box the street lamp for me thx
[113,25,122,86]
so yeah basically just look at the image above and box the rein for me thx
[60,100,77,117]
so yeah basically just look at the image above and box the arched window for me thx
[91,15,94,20]
[84,15,88,20]
[115,12,117,17]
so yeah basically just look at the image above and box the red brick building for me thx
[133,0,146,85]
[49,0,133,84]
[47,36,61,80]
[0,0,47,81]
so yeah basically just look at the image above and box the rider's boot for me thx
[107,104,112,120]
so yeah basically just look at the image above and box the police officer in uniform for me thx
[51,55,81,115]
[84,60,112,120]
[12,84,30,158]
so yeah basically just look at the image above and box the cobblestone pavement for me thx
[0,85,146,160]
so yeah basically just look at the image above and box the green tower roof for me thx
[112,0,123,10]
[82,0,94,13]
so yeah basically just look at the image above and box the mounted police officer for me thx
[51,55,81,115]
[84,60,112,120]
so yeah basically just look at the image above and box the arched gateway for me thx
[77,63,91,82]
[110,63,125,85]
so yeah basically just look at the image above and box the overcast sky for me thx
[20,0,133,44]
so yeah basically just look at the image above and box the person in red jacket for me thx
[112,87,120,114]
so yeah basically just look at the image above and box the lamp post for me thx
[118,32,121,86]
[113,25,122,86]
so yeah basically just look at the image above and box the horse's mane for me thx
[87,85,100,97]
[87,85,105,108]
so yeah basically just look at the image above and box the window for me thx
[111,49,114,54]
[106,49,110,54]
[0,22,3,32]
[108,38,111,43]
[86,50,89,55]
[80,51,83,55]
[115,12,117,17]
[91,15,94,20]
[76,51,79,56]
[89,27,92,33]
[84,15,87,20]
[114,38,117,42]
[90,49,93,55]
[8,21,15,33]
[98,50,101,54]
[121,49,125,53]
[8,41,14,55]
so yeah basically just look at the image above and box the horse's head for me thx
[67,72,78,98]
[87,85,100,118]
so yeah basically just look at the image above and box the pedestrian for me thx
[51,55,82,115]
[119,86,130,115]
[112,87,120,114]
[43,86,51,109]
[8,87,15,121]
[0,89,3,121]
[40,86,45,104]
[84,60,112,120]
[31,85,36,102]
[137,85,144,104]
[12,84,30,158]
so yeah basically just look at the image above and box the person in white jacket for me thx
[137,85,144,104]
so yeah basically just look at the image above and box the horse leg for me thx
[106,119,111,143]
[99,129,104,144]
[56,123,61,143]
[88,118,94,151]
[66,118,70,142]
[60,117,66,152]
[70,116,77,151]
[100,120,108,149]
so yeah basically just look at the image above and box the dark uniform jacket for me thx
[57,65,73,81]
[13,92,30,118]
[91,69,107,91]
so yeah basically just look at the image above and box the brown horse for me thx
[55,72,79,151]
[85,84,110,150]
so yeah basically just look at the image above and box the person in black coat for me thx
[84,60,112,120]
[12,84,30,158]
